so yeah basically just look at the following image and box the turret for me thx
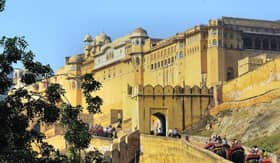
[130,27,149,85]
[93,32,111,53]
[83,33,93,57]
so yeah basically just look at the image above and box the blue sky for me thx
[1,0,280,71]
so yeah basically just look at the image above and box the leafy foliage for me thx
[81,74,103,114]
[0,0,5,12]
[85,150,108,163]
[61,74,103,162]
[0,36,65,162]
[1,4,105,162]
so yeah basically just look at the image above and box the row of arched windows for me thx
[243,37,280,50]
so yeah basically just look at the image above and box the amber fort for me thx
[18,16,280,162]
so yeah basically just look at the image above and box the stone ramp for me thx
[140,134,231,163]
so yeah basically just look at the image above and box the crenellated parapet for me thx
[131,84,212,97]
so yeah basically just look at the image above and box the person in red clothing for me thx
[227,140,245,163]
[260,149,272,163]
[204,138,215,150]
[245,146,261,163]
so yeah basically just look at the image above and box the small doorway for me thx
[150,112,166,136]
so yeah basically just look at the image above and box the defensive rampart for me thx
[212,57,280,114]
[222,57,280,102]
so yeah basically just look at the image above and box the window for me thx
[263,39,269,50]
[218,40,222,47]
[230,33,234,39]
[136,57,140,65]
[179,52,184,58]
[271,39,277,50]
[226,67,235,81]
[224,43,227,48]
[255,38,261,49]
[212,39,217,46]
[243,37,252,49]
[151,64,154,70]
[211,29,217,35]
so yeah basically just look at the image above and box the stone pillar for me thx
[268,39,272,50]
[260,38,264,49]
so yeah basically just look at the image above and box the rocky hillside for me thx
[199,98,280,153]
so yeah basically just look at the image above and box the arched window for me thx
[71,81,76,89]
[243,37,252,49]
[255,38,261,49]
[212,39,217,46]
[226,67,235,81]
[136,57,140,65]
[263,38,269,50]
[271,39,277,50]
[141,39,145,45]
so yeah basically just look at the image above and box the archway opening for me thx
[226,67,235,81]
[150,112,166,136]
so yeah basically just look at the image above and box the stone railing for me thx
[140,134,231,163]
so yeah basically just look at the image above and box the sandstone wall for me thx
[222,57,280,102]
[140,134,231,163]
[136,85,212,134]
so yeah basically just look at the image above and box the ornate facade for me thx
[53,16,280,133]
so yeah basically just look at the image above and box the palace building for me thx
[49,16,280,135]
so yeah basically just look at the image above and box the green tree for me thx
[0,0,5,12]
[59,74,103,162]
[0,36,64,162]
[0,3,105,162]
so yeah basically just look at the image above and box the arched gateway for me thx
[150,112,167,136]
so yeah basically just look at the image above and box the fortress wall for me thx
[222,57,280,102]
[140,134,231,163]
[137,85,212,133]
[112,130,140,163]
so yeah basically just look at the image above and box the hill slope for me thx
[205,98,280,153]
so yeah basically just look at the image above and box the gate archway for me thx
[150,112,166,136]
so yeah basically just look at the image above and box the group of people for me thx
[168,128,181,138]
[150,128,182,138]
[246,145,272,163]
[150,127,164,136]
[205,135,272,163]
[89,124,118,138]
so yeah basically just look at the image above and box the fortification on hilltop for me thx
[28,16,280,138]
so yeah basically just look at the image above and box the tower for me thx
[83,33,93,58]
[130,27,148,86]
